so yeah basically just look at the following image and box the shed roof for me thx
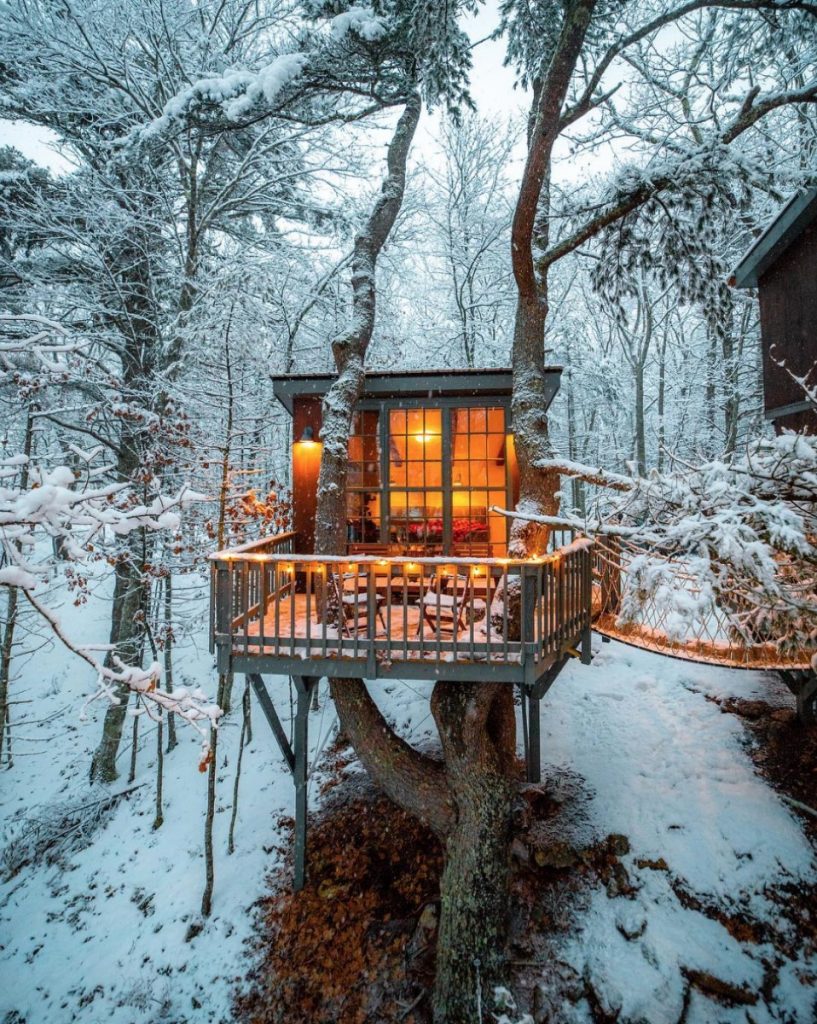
[731,186,817,288]
[271,366,562,414]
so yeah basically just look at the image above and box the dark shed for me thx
[731,187,817,434]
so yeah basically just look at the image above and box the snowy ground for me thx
[1,577,814,1023]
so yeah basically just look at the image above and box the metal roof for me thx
[731,186,817,288]
[271,366,563,414]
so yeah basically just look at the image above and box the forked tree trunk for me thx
[311,92,517,1021]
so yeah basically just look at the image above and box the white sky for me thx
[0,1,613,183]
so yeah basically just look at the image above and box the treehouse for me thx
[732,186,817,434]
[209,367,594,687]
[209,367,592,885]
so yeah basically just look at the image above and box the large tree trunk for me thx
[89,551,146,782]
[90,229,159,783]
[311,92,517,1022]
[431,682,517,1023]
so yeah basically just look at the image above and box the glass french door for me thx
[346,404,510,556]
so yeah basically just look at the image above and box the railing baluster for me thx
[241,560,249,656]
[402,565,409,661]
[385,562,392,663]
[418,566,425,660]
[468,567,476,661]
[259,561,268,652]
[289,564,296,656]
[435,565,442,665]
[321,563,329,656]
[274,564,281,657]
[305,565,313,656]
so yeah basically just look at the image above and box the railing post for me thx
[213,560,232,674]
[581,546,593,664]
[521,566,537,663]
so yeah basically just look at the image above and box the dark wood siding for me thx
[757,220,817,433]
[291,395,322,553]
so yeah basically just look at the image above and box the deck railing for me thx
[209,537,593,682]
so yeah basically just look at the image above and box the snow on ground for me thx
[541,641,816,1023]
[1,575,815,1023]
[0,572,308,1024]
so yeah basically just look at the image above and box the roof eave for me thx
[731,185,817,289]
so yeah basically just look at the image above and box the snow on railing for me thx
[209,537,593,674]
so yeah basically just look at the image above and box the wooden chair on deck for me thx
[330,571,388,637]
[418,573,474,637]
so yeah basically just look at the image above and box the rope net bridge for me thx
[590,535,816,719]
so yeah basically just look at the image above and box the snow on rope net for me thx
[591,535,815,670]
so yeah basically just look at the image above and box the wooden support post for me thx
[247,672,319,891]
[526,692,541,783]
[520,685,529,771]
[292,676,318,892]
[247,673,294,771]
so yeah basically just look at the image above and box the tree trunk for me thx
[90,225,159,783]
[634,361,646,475]
[431,682,516,1023]
[658,336,667,472]
[0,406,33,763]
[508,1,597,555]
[313,95,421,556]
[163,573,177,752]
[90,554,146,783]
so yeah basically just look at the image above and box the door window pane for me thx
[450,407,507,556]
[347,412,381,545]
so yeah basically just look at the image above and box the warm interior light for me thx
[414,432,438,443]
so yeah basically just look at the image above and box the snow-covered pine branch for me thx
[500,411,817,663]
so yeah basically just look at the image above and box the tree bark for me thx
[0,406,34,763]
[309,93,516,1020]
[90,226,159,783]
[313,94,421,556]
[431,682,516,1023]
[509,0,598,556]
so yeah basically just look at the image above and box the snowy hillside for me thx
[1,573,814,1023]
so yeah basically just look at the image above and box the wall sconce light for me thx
[299,425,315,443]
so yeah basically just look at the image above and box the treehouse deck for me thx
[209,533,594,686]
